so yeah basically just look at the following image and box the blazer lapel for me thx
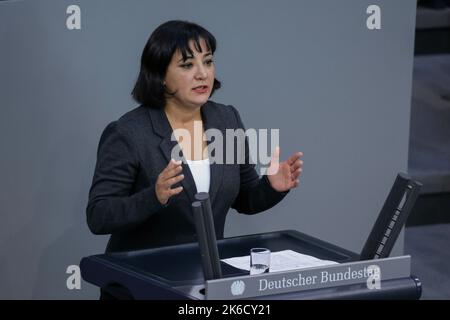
[147,107,197,204]
[147,102,225,206]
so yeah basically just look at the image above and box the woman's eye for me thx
[180,63,192,69]
[205,59,214,66]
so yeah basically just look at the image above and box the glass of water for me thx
[250,248,271,275]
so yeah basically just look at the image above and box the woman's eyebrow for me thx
[178,51,212,63]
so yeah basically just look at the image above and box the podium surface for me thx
[80,230,421,299]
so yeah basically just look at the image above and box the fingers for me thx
[156,159,185,204]
[165,162,183,180]
[287,151,303,165]
[291,168,302,180]
[168,186,184,196]
[159,159,183,181]
[161,159,184,186]
[288,152,303,189]
[291,179,300,189]
[287,152,303,177]
[162,173,185,189]
[290,159,304,173]
[160,159,182,180]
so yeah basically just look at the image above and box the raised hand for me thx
[155,159,185,205]
[267,147,303,192]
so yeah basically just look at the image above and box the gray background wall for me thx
[0,0,416,299]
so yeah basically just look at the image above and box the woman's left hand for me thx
[267,147,303,192]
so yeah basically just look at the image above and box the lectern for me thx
[80,230,421,299]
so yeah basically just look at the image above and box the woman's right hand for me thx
[155,159,185,205]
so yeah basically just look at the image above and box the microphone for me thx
[192,192,222,280]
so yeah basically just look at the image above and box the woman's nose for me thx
[195,65,208,79]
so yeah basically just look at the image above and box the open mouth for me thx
[192,85,209,93]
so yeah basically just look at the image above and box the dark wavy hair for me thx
[131,20,222,109]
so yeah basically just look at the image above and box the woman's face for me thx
[164,38,215,110]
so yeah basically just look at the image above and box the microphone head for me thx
[191,201,202,208]
[195,192,210,202]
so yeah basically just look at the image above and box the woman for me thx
[87,20,303,254]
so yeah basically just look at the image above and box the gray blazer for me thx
[86,100,288,252]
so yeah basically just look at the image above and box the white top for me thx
[185,158,210,193]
